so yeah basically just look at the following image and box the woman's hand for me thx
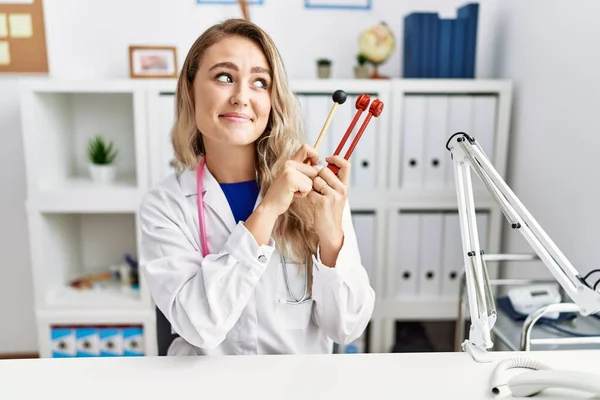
[260,144,320,217]
[308,155,350,267]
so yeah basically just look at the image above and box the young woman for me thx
[139,18,375,356]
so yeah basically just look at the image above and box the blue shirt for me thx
[219,180,260,223]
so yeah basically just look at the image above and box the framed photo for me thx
[305,0,371,10]
[129,46,178,78]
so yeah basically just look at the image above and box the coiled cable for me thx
[489,358,552,394]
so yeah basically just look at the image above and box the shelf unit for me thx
[20,77,511,357]
[20,79,156,358]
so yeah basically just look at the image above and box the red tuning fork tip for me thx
[327,98,385,175]
[356,94,371,111]
[333,93,371,157]
[369,99,384,117]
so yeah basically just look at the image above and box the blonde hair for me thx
[171,18,318,273]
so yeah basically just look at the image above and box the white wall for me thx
[1,0,597,353]
[0,79,36,353]
[493,1,600,281]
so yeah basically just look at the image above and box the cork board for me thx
[0,0,48,73]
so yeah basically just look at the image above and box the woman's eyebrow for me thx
[251,66,271,75]
[209,62,271,76]
[209,61,238,71]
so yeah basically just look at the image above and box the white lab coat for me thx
[139,162,375,356]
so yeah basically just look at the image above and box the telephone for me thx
[507,284,562,319]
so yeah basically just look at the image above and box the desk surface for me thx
[1,350,600,399]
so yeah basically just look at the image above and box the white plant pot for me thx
[89,164,116,184]
[317,65,331,79]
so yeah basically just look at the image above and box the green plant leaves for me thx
[87,136,118,165]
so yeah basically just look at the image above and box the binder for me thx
[51,327,76,358]
[423,96,449,188]
[403,13,422,77]
[403,12,439,77]
[450,18,467,78]
[332,95,357,187]
[352,211,376,281]
[457,3,479,78]
[437,19,454,78]
[417,213,443,298]
[123,327,144,356]
[400,96,426,189]
[395,212,420,298]
[350,94,377,190]
[423,13,440,78]
[445,95,473,187]
[99,327,123,357]
[440,212,463,298]
[76,327,99,357]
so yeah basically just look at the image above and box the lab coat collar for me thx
[179,162,263,234]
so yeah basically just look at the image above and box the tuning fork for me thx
[326,94,384,174]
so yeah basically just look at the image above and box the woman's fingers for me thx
[324,155,351,186]
[313,176,331,194]
[292,170,314,197]
[285,160,319,180]
[292,144,320,165]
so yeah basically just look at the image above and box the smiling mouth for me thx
[220,113,252,123]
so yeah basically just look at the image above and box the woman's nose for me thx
[230,85,249,107]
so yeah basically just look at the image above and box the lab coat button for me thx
[258,254,267,263]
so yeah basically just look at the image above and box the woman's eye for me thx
[216,73,232,83]
[254,78,268,89]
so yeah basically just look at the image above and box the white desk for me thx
[1,350,600,399]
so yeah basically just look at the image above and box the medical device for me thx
[446,132,600,397]
[310,90,384,174]
[507,284,562,319]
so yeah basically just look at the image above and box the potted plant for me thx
[354,53,370,79]
[87,135,118,184]
[316,58,332,79]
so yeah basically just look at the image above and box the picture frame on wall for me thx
[129,46,178,79]
[304,0,371,10]
[196,0,264,4]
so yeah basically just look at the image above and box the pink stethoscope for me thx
[196,157,209,258]
[195,157,310,304]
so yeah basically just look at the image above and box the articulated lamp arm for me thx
[445,132,600,362]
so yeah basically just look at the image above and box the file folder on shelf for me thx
[352,211,376,282]
[123,326,144,356]
[51,327,76,358]
[395,212,420,298]
[76,327,99,357]
[417,213,444,298]
[400,96,427,189]
[441,211,489,297]
[99,327,124,357]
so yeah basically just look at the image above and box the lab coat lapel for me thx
[200,163,237,234]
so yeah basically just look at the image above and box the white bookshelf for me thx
[19,80,155,358]
[20,77,512,357]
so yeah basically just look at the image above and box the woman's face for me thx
[193,35,272,150]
